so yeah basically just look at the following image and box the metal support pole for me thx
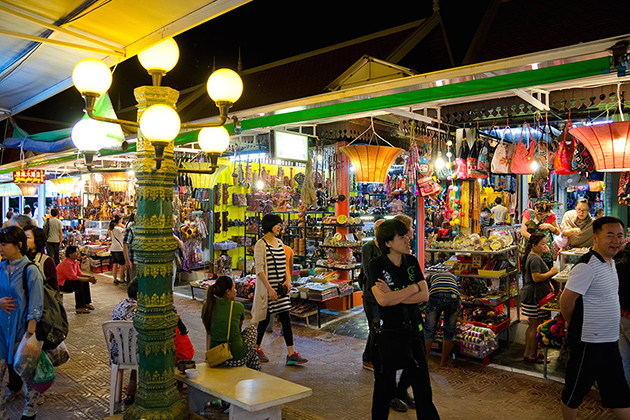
[123,85,188,420]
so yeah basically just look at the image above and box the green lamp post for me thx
[71,38,243,420]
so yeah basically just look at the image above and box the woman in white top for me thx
[252,214,307,365]
[108,215,125,284]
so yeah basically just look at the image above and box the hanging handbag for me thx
[571,140,596,173]
[554,120,577,175]
[491,126,511,174]
[511,122,538,174]
[417,176,442,197]
[205,300,234,367]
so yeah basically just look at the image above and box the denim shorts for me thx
[423,292,461,341]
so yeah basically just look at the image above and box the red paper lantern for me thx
[569,122,630,172]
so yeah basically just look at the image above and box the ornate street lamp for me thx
[69,38,243,420]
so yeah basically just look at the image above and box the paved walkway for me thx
[4,273,616,420]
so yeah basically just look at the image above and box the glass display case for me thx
[84,220,109,239]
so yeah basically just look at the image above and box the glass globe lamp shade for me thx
[139,104,181,142]
[71,119,108,152]
[206,68,243,103]
[72,58,112,95]
[198,126,230,154]
[138,38,179,73]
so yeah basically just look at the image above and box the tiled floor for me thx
[3,275,617,419]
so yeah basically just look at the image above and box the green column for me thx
[124,85,188,420]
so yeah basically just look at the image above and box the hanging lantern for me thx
[16,184,40,196]
[569,122,630,172]
[180,163,227,188]
[339,145,404,183]
[100,172,129,192]
[50,177,80,194]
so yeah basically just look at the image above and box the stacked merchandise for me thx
[305,282,338,301]
[235,275,256,299]
[290,301,319,316]
[459,325,498,359]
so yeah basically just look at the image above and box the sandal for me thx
[85,304,95,310]
[76,308,90,314]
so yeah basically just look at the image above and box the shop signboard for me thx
[271,130,309,162]
[13,169,45,184]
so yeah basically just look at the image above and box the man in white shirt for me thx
[560,217,630,419]
[490,197,508,225]
[45,207,64,265]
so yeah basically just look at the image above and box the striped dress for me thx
[263,240,291,314]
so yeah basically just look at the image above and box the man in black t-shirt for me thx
[367,219,440,420]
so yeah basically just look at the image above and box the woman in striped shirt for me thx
[253,214,307,365]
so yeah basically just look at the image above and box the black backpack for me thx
[22,262,69,350]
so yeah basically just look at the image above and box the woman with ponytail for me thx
[201,276,261,371]
[520,232,558,363]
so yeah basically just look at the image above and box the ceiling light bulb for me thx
[256,180,264,189]
[71,119,107,151]
[139,104,180,142]
[138,38,179,73]
[207,68,243,103]
[531,160,539,171]
[435,157,445,169]
[72,58,112,96]
[198,126,231,154]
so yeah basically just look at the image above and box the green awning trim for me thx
[0,56,610,174]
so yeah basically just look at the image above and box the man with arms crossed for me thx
[560,216,630,419]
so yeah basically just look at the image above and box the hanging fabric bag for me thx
[491,126,511,174]
[554,120,578,175]
[510,122,538,174]
[571,140,596,173]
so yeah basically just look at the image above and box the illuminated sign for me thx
[272,131,309,162]
[13,170,45,184]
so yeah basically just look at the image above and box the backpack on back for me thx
[22,262,69,350]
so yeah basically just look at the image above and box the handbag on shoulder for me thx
[206,300,234,367]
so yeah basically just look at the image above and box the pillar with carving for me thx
[123,85,188,420]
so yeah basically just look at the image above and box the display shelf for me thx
[425,245,517,255]
[315,263,361,271]
[426,269,518,280]
[320,244,362,249]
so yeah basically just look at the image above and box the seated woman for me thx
[202,276,261,371]
[56,245,97,314]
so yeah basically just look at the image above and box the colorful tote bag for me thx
[554,120,577,175]
[491,128,511,174]
[510,123,537,174]
[571,140,595,173]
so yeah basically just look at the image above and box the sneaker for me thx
[113,280,120,285]
[399,392,415,409]
[256,348,269,363]
[286,352,308,365]
[389,398,408,413]
[362,361,374,371]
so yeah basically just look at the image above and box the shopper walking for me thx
[108,215,125,284]
[521,232,557,363]
[22,205,38,227]
[490,197,509,225]
[2,211,12,228]
[202,275,261,371]
[615,246,630,387]
[560,217,630,419]
[367,219,440,420]
[44,207,64,265]
[24,225,59,292]
[123,212,136,284]
[252,213,307,365]
[0,226,44,420]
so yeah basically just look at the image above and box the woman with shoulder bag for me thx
[520,200,560,269]
[0,226,45,420]
[368,219,440,420]
[252,214,307,365]
[521,233,557,363]
[24,226,59,291]
[202,276,260,371]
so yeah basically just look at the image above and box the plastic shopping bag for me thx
[13,333,43,380]
[45,341,69,367]
[28,351,56,393]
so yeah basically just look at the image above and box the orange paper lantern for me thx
[569,122,630,172]
[339,145,403,183]
[16,184,39,196]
